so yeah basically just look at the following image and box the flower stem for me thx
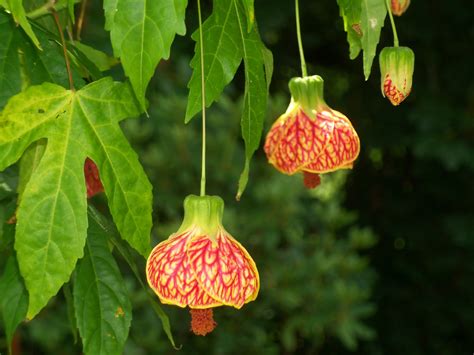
[385,0,399,47]
[52,10,75,91]
[295,0,308,77]
[197,0,206,196]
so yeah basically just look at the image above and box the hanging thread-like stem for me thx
[52,10,75,91]
[385,0,400,47]
[197,0,206,196]
[295,0,308,77]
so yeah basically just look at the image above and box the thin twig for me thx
[52,10,75,91]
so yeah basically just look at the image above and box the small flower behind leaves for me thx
[84,158,104,198]
[146,195,259,335]
[391,0,410,16]
[379,47,415,106]
[264,75,360,188]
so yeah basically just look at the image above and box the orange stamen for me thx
[190,308,217,336]
[303,171,321,189]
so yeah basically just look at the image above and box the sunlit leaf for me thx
[105,0,188,108]
[0,77,151,318]
[7,0,41,49]
[185,0,243,122]
[360,0,386,80]
[337,0,362,59]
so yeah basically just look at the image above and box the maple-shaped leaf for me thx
[0,77,152,318]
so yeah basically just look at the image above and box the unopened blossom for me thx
[146,195,259,335]
[264,75,360,188]
[379,46,415,106]
[391,0,410,16]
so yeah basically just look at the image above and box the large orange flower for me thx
[146,195,259,335]
[264,76,360,188]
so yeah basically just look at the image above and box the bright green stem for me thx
[385,0,400,47]
[197,0,206,196]
[295,0,308,77]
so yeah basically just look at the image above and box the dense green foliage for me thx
[1,0,473,354]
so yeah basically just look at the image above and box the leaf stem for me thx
[385,0,399,47]
[76,0,88,40]
[26,0,57,20]
[197,0,206,196]
[295,0,308,77]
[52,10,75,91]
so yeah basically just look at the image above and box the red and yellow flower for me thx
[264,75,360,188]
[146,195,259,335]
[379,46,415,106]
[391,0,410,16]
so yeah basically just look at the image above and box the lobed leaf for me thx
[360,0,386,80]
[240,0,254,32]
[185,0,244,122]
[0,255,28,353]
[337,0,362,59]
[0,12,84,109]
[235,2,271,199]
[105,0,188,108]
[74,216,132,355]
[7,0,41,49]
[0,78,151,318]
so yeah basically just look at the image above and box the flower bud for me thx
[379,46,415,106]
[391,0,410,16]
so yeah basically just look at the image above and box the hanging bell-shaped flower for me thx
[264,75,360,188]
[391,0,410,16]
[146,195,259,335]
[379,46,415,106]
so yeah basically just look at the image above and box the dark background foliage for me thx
[1,0,473,354]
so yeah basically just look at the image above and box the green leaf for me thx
[0,12,85,109]
[360,0,386,80]
[103,0,117,31]
[67,0,75,23]
[235,3,271,199]
[7,0,41,49]
[74,216,132,355]
[17,139,46,202]
[63,282,78,344]
[0,77,152,318]
[240,0,254,32]
[185,0,243,122]
[0,13,22,109]
[72,42,119,72]
[0,255,28,353]
[337,0,362,59]
[87,205,178,349]
[105,0,188,108]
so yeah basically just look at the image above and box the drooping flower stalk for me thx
[295,0,308,77]
[197,0,206,196]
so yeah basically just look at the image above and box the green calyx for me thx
[177,195,224,239]
[288,75,329,119]
[379,46,415,95]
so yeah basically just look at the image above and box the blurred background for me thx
[1,0,474,354]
